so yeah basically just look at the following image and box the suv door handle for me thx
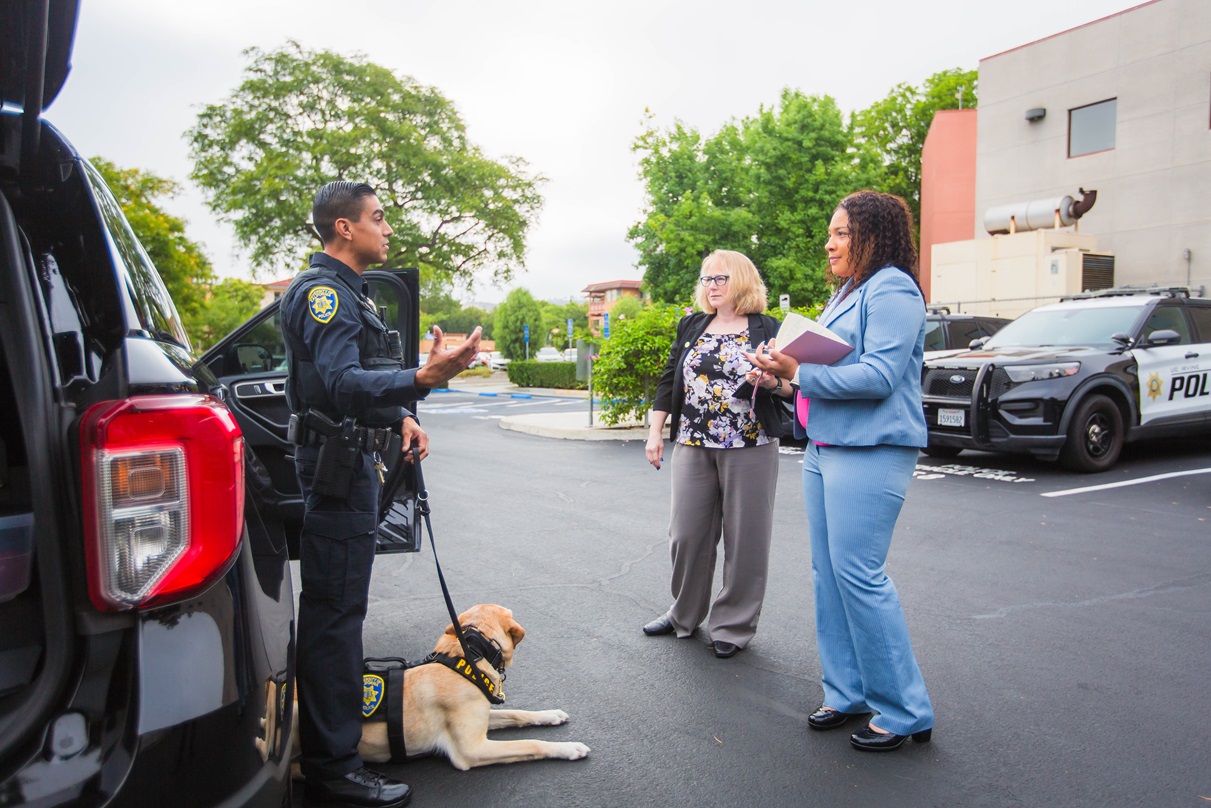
[1186,351,1199,359]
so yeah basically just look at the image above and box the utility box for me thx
[931,230,1114,319]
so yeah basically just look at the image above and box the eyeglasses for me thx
[699,275,730,287]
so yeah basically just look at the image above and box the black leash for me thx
[408,446,506,703]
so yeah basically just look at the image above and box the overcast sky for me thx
[48,0,1135,305]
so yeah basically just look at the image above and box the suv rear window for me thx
[81,160,190,351]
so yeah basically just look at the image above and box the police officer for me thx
[281,181,481,808]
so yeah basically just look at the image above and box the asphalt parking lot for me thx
[293,393,1211,807]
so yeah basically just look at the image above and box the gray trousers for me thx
[665,441,779,647]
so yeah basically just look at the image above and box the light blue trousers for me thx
[803,442,933,735]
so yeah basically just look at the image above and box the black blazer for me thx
[653,311,791,440]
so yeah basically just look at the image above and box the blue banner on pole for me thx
[567,317,574,338]
[523,324,529,343]
[603,312,610,339]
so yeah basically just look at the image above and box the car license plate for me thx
[938,408,965,428]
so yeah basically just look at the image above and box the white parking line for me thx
[1042,467,1211,497]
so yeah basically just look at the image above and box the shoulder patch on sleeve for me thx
[308,286,339,324]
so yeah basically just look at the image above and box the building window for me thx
[1068,98,1116,157]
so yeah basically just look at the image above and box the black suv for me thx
[923,308,1011,360]
[921,287,1211,472]
[1,3,419,806]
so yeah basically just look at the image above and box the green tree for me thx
[629,91,874,311]
[492,288,544,359]
[592,303,685,425]
[189,279,266,350]
[187,41,544,284]
[852,68,978,226]
[91,158,216,343]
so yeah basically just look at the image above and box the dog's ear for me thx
[507,620,525,647]
[444,622,457,637]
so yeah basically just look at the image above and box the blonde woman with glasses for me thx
[642,250,794,658]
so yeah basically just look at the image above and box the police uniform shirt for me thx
[281,253,427,425]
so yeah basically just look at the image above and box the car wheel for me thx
[1059,393,1123,473]
[922,443,962,459]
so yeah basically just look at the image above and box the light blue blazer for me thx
[795,267,928,448]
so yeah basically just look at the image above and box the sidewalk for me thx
[441,373,661,441]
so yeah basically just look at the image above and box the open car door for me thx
[197,268,420,555]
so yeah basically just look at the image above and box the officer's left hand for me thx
[400,417,429,463]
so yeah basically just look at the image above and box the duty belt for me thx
[288,411,394,452]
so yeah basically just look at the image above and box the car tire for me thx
[1059,393,1124,473]
[922,443,962,459]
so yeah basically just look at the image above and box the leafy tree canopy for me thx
[630,69,975,308]
[187,41,545,285]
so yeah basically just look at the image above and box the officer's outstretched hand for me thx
[416,325,483,389]
[401,417,428,463]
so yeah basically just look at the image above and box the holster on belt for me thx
[289,410,395,498]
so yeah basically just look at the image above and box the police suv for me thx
[921,287,1211,472]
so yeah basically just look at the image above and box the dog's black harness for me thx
[362,631,507,761]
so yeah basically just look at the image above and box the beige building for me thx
[926,0,1211,314]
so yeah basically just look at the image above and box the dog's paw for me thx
[555,741,590,760]
[535,709,570,726]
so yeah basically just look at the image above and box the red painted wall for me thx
[919,109,978,302]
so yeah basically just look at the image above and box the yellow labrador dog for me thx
[283,604,590,771]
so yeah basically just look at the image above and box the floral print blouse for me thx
[675,330,770,449]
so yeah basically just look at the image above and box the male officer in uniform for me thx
[281,181,481,808]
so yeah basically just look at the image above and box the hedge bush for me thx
[506,360,585,389]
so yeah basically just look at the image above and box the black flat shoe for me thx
[850,725,932,752]
[807,707,864,731]
[304,767,412,807]
[642,615,676,636]
[712,640,740,658]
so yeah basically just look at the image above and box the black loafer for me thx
[712,640,740,658]
[850,725,933,752]
[642,615,676,636]
[304,767,412,807]
[807,707,864,731]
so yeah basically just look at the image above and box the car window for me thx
[1182,303,1211,343]
[1140,305,1191,344]
[976,318,1009,338]
[923,320,945,351]
[948,320,984,348]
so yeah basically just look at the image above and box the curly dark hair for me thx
[833,190,921,297]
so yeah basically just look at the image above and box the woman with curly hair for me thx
[642,250,794,659]
[749,190,934,752]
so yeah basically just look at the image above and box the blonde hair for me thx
[695,250,768,315]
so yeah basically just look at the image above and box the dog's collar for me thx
[427,652,506,704]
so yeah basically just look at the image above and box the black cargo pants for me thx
[293,443,381,780]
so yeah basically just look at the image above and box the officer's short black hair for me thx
[312,181,378,244]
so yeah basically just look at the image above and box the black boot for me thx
[304,767,412,808]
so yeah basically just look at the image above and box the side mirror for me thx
[1141,329,1181,347]
[1110,332,1133,349]
[968,337,989,350]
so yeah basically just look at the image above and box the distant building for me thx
[259,276,293,308]
[582,280,644,334]
[921,0,1211,313]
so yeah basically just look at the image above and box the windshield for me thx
[983,305,1142,349]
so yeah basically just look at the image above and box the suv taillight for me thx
[80,395,245,611]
